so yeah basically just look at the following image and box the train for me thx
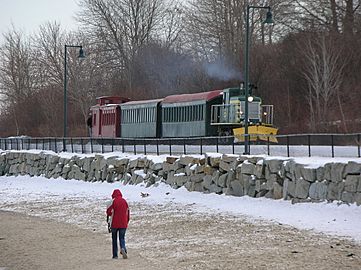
[89,86,278,142]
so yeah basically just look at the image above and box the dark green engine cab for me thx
[211,86,275,136]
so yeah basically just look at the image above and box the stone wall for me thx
[1,151,361,205]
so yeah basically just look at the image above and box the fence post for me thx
[4,139,7,150]
[183,139,186,155]
[358,134,360,158]
[55,138,58,153]
[200,138,203,155]
[308,135,311,157]
[71,138,74,153]
[331,135,334,158]
[144,139,146,155]
[42,139,45,151]
[112,138,114,152]
[63,138,66,152]
[232,138,235,155]
[169,139,172,156]
[81,138,84,154]
[133,140,136,155]
[35,138,38,150]
[21,139,24,150]
[216,137,219,153]
[17,139,19,150]
[267,135,270,155]
[156,139,159,156]
[122,139,124,153]
[101,139,104,154]
[90,138,93,153]
[287,136,290,157]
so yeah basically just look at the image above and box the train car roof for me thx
[120,98,163,106]
[162,89,223,104]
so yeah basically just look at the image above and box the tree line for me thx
[0,0,360,137]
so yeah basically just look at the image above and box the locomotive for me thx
[89,86,278,141]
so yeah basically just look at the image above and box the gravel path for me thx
[1,196,360,270]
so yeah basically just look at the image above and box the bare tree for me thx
[0,27,39,135]
[300,34,347,131]
[77,0,170,93]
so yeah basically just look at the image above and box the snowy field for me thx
[0,174,361,243]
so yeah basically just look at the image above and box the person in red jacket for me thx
[106,189,130,259]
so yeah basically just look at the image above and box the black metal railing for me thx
[0,133,360,157]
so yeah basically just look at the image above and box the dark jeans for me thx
[111,228,127,258]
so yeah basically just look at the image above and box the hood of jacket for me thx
[112,189,123,199]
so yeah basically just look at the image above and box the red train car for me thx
[90,96,129,138]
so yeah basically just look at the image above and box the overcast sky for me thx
[0,0,81,39]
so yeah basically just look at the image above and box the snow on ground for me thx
[0,174,361,243]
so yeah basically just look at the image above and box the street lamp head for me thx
[263,9,274,24]
[78,47,85,59]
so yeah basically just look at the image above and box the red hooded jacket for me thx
[106,189,130,229]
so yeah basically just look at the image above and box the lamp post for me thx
[63,45,85,142]
[243,5,274,155]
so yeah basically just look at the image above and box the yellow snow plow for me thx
[233,125,278,143]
